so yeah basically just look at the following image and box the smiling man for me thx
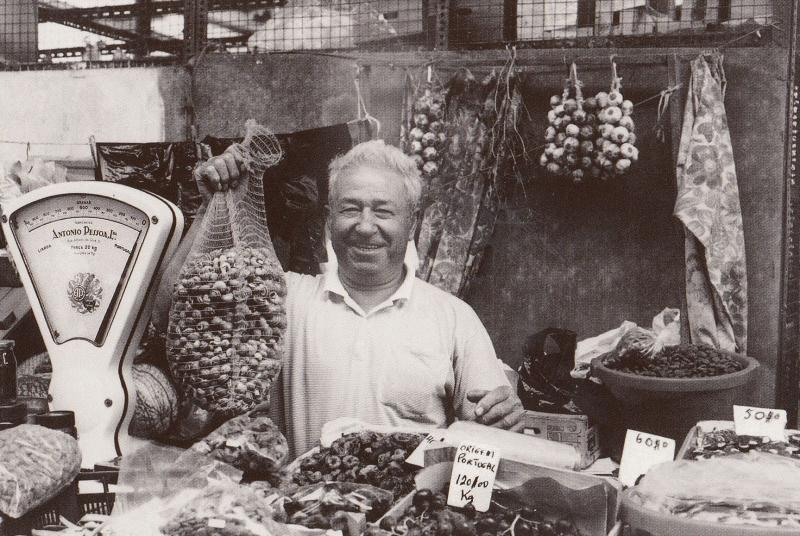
[196,139,523,456]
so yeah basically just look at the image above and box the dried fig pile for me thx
[292,431,424,499]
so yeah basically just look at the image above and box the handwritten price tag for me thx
[734,405,787,441]
[406,431,448,467]
[447,442,500,512]
[618,430,675,487]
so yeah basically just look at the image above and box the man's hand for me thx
[194,149,245,200]
[467,386,524,431]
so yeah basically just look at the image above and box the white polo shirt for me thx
[275,257,511,457]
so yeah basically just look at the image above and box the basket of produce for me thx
[590,341,759,444]
[619,451,800,535]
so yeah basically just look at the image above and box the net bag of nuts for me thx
[167,120,286,418]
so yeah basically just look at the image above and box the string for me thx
[353,65,382,137]
[654,84,681,143]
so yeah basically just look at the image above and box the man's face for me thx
[328,166,415,284]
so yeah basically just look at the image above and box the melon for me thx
[129,363,179,439]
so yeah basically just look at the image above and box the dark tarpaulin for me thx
[94,142,204,228]
[202,120,371,275]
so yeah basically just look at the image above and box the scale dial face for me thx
[9,193,150,345]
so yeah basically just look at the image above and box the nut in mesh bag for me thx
[168,120,286,418]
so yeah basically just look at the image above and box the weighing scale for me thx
[0,182,183,467]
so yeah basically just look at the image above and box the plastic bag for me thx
[186,408,289,480]
[167,121,286,418]
[0,424,82,518]
[281,482,393,527]
[616,308,680,360]
[0,158,67,202]
[631,452,800,527]
[517,328,578,413]
[95,143,176,202]
[572,308,680,379]
[160,482,280,536]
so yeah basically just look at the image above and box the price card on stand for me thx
[618,430,675,487]
[406,431,448,467]
[734,405,787,441]
[447,442,500,512]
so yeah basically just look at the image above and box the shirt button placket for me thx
[354,316,369,362]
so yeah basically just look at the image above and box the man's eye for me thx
[375,209,394,217]
[340,207,359,214]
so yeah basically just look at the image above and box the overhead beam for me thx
[39,0,285,20]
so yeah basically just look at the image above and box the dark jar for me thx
[35,410,78,439]
[0,401,28,430]
[0,340,17,405]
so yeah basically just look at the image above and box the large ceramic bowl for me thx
[591,352,759,443]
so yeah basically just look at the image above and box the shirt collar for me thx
[322,240,418,307]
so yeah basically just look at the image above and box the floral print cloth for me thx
[674,54,747,353]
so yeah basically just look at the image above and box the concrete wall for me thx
[0,66,190,165]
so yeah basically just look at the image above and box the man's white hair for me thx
[328,139,423,212]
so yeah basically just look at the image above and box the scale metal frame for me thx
[0,182,183,467]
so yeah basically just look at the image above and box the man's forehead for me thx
[332,166,405,197]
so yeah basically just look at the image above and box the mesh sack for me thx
[167,120,285,418]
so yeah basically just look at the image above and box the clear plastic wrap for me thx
[167,121,286,418]
[186,409,289,480]
[0,424,82,518]
[107,443,330,536]
[160,482,280,536]
[281,481,394,527]
[631,452,800,527]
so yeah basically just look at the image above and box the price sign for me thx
[734,405,787,441]
[618,430,675,487]
[406,431,448,467]
[447,442,500,512]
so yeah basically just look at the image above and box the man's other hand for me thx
[467,386,524,431]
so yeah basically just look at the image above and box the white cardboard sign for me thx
[406,431,448,467]
[618,430,675,487]
[733,405,787,442]
[446,442,500,512]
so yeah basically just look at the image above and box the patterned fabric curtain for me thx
[674,54,748,353]
[415,68,520,297]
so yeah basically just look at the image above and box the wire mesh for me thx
[210,0,433,53]
[0,0,779,68]
[447,0,774,48]
[0,0,186,66]
[0,0,38,63]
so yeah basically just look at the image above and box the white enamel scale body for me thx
[0,182,183,468]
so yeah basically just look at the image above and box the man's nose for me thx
[355,209,377,234]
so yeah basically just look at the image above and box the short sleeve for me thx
[451,306,512,421]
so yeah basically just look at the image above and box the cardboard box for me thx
[521,410,600,469]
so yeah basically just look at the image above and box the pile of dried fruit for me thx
[167,245,286,416]
[686,428,800,460]
[380,489,579,536]
[603,343,744,378]
[292,431,424,499]
[404,78,447,180]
